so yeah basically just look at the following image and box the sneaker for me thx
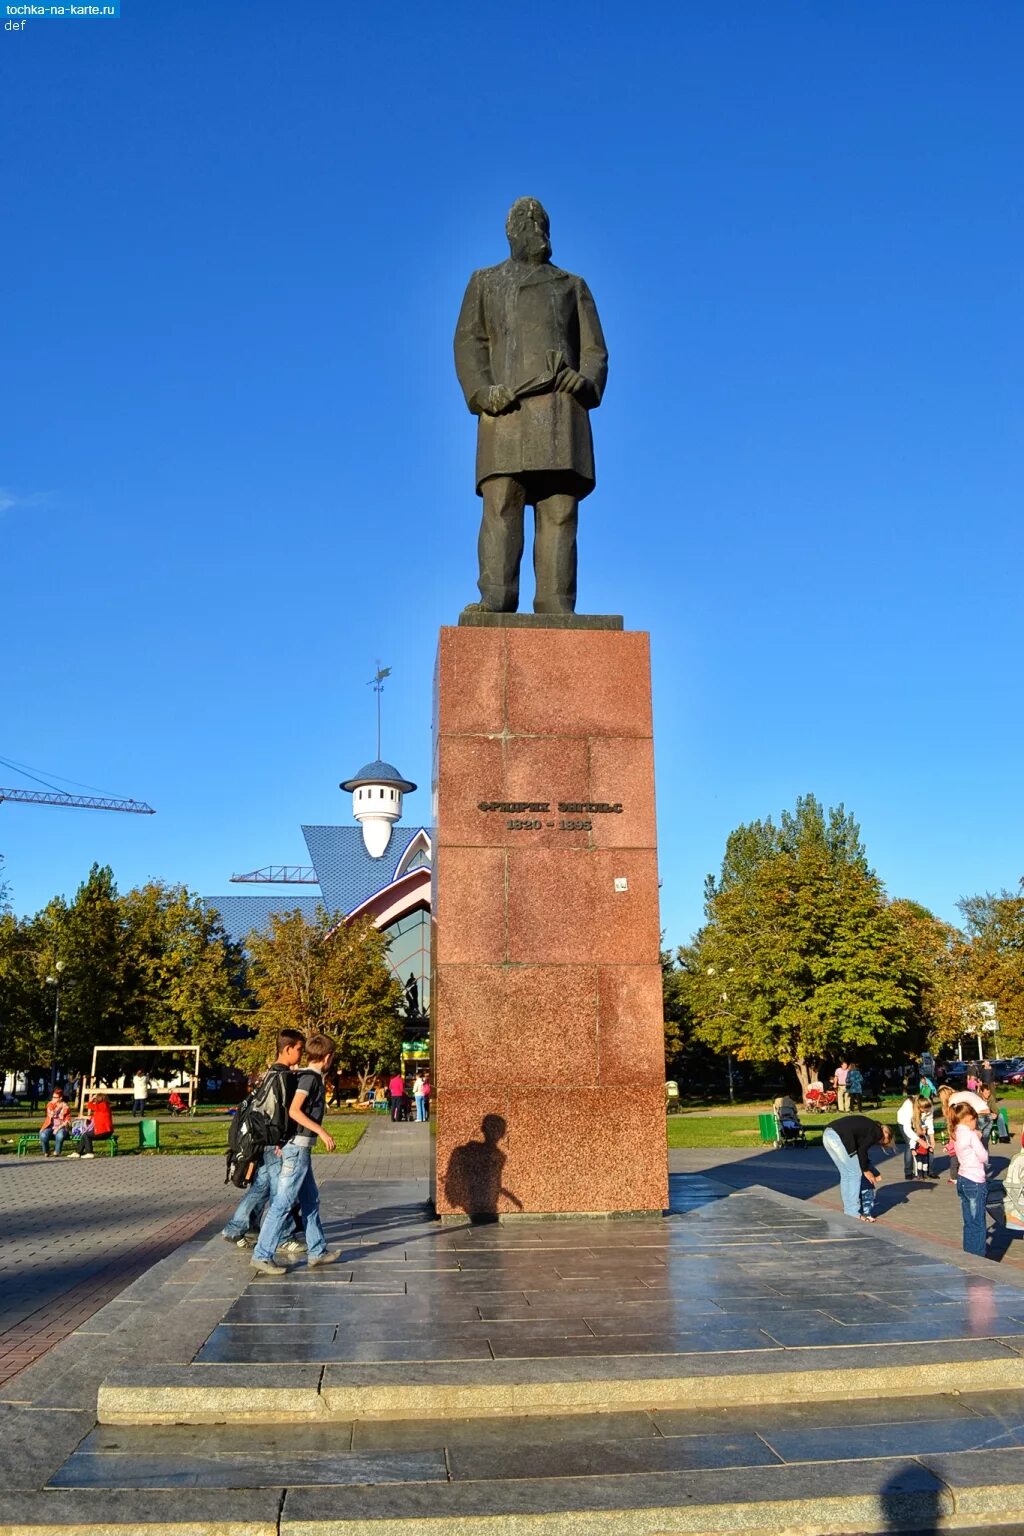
[307,1250,339,1268]
[281,1240,306,1254]
[67,1152,80,1159]
[250,1258,286,1277]
[222,1232,244,1245]
[81,1153,94,1159]
[240,1231,258,1248]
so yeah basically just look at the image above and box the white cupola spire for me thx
[339,760,417,858]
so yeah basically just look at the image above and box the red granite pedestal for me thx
[431,622,669,1219]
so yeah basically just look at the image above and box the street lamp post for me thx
[45,961,65,1095]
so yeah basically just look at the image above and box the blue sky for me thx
[2,0,1021,946]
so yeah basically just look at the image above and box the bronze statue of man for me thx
[454,198,608,615]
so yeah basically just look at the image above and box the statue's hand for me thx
[484,384,516,414]
[554,367,591,401]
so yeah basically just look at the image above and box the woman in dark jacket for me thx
[822,1115,894,1221]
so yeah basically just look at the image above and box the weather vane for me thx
[367,661,391,758]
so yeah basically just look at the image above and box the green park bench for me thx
[16,1133,118,1157]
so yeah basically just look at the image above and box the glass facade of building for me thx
[384,905,430,1015]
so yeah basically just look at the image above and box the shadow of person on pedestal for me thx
[443,1114,523,1224]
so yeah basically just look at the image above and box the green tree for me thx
[229,908,403,1079]
[662,945,692,1077]
[0,910,50,1076]
[688,795,917,1097]
[887,898,974,1055]
[120,882,244,1061]
[28,864,127,1075]
[957,882,1024,1050]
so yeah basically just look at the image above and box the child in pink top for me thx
[952,1104,989,1257]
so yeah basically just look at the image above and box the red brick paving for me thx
[0,1202,226,1388]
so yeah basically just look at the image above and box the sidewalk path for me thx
[671,1140,1024,1271]
[0,1116,427,1390]
[0,1154,239,1389]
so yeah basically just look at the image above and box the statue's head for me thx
[506,197,551,263]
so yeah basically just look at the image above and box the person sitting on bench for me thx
[69,1095,114,1158]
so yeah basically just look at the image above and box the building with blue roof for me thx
[203,755,431,1028]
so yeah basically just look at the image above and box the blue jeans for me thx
[254,1145,326,1262]
[957,1176,988,1256]
[39,1126,66,1156]
[823,1127,875,1217]
[223,1147,282,1238]
[415,1095,427,1122]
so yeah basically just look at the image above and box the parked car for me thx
[993,1059,1024,1083]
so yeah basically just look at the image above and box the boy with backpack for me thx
[222,1029,305,1247]
[251,1032,337,1277]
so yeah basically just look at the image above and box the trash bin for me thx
[138,1117,160,1151]
[758,1112,778,1146]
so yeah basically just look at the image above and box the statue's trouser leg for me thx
[533,492,578,614]
[478,476,526,612]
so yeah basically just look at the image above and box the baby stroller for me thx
[776,1108,807,1147]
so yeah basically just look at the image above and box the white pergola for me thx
[80,1045,201,1113]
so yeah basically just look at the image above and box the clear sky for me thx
[2,0,1021,948]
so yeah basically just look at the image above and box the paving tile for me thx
[487,1328,773,1358]
[352,1409,659,1453]
[0,1406,94,1490]
[760,1316,1024,1348]
[448,1430,782,1481]
[581,1308,768,1337]
[194,1325,338,1363]
[964,1387,1024,1422]
[0,1488,283,1531]
[653,1392,981,1437]
[50,1448,447,1489]
[328,1337,494,1363]
[763,1414,1024,1464]
[281,1457,951,1524]
[81,1422,355,1455]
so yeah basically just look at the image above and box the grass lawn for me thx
[0,1109,367,1158]
[670,1108,903,1151]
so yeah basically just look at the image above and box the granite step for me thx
[98,1333,1024,1424]
[20,1390,1024,1534]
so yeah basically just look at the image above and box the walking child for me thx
[251,1033,338,1277]
[222,1029,304,1248]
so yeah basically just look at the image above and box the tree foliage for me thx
[229,907,403,1080]
[886,898,973,1054]
[0,864,243,1079]
[958,882,1024,1049]
[686,795,918,1094]
[119,881,243,1058]
[662,945,693,1075]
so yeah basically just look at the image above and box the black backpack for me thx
[224,1064,293,1189]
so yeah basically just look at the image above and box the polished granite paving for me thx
[186,1175,1024,1367]
[47,1389,1024,1490]
[27,1173,1024,1529]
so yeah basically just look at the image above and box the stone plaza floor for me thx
[4,1118,1024,1532]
